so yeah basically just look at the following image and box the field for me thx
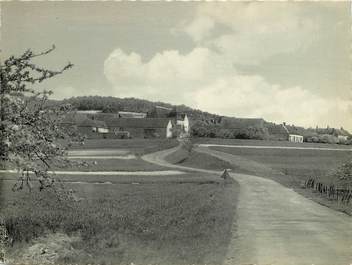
[194,137,352,149]
[203,138,352,214]
[210,145,352,185]
[53,158,168,172]
[69,138,179,155]
[1,178,237,265]
[0,138,239,265]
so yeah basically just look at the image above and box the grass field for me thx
[54,158,168,172]
[210,146,352,184]
[1,177,238,265]
[208,141,352,214]
[194,137,352,149]
[69,138,178,155]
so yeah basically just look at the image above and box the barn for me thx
[282,123,304,143]
[104,117,173,139]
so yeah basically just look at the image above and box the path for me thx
[199,143,352,152]
[0,169,185,176]
[143,145,352,265]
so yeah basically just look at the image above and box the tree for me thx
[0,46,82,191]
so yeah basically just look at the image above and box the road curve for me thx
[143,145,352,265]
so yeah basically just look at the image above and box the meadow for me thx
[54,158,168,172]
[70,138,179,155]
[210,146,352,185]
[0,137,239,265]
[206,139,352,214]
[1,177,238,265]
[194,137,352,149]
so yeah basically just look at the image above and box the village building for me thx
[117,111,147,119]
[282,123,304,143]
[75,118,109,138]
[76,110,102,114]
[62,106,190,139]
[267,122,304,142]
[104,117,173,138]
[332,128,350,142]
[148,105,173,118]
[288,134,304,143]
[176,114,190,136]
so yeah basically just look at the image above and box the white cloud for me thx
[104,47,352,130]
[184,16,215,43]
[180,2,319,64]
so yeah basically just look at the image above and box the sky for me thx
[1,1,351,130]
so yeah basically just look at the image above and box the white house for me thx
[338,135,348,141]
[176,114,190,135]
[92,120,109,134]
[288,134,304,143]
[282,123,304,143]
[166,120,173,138]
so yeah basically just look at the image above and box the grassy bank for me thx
[165,147,236,171]
[1,178,238,265]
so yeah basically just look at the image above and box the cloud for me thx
[184,16,215,43]
[102,2,351,130]
[179,2,319,64]
[104,47,352,130]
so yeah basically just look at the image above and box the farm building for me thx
[117,111,147,118]
[76,110,102,114]
[266,122,304,142]
[148,106,173,118]
[61,113,109,139]
[61,108,190,139]
[176,114,190,136]
[104,117,173,138]
[282,123,304,143]
[77,118,109,138]
[333,128,350,141]
[288,134,304,143]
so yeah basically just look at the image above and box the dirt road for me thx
[143,146,352,265]
[0,169,185,176]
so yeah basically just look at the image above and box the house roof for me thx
[118,111,147,118]
[267,123,290,136]
[60,113,89,125]
[149,106,172,118]
[75,117,107,128]
[104,117,171,129]
[334,128,350,137]
[94,120,108,128]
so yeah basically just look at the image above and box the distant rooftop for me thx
[76,110,102,114]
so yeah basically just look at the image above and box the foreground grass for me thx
[1,178,238,265]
